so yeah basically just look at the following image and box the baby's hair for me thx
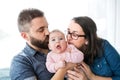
[50,29,67,40]
[50,29,64,35]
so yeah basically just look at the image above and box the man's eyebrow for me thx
[36,26,45,31]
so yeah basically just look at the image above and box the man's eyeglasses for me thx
[66,30,86,40]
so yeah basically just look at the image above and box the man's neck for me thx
[28,43,49,54]
[38,49,49,54]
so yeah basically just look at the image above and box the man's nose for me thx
[45,28,49,35]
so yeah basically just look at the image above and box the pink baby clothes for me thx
[46,44,84,73]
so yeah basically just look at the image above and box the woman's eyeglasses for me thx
[66,30,86,40]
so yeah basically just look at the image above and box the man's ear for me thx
[21,32,29,41]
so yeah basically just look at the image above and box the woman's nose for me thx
[67,34,72,40]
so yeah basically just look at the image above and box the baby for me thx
[46,29,84,73]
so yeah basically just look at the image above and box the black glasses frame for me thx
[67,31,86,40]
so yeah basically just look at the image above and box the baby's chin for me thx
[55,50,64,54]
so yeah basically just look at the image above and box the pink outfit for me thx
[46,44,84,73]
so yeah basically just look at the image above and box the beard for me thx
[29,35,49,49]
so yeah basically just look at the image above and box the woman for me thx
[51,16,120,80]
[66,16,120,80]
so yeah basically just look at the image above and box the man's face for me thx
[28,17,49,49]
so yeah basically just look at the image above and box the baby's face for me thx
[49,31,67,53]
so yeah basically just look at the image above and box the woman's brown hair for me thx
[73,16,103,65]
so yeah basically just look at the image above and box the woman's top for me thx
[91,39,120,80]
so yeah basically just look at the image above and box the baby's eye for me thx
[51,39,55,41]
[59,37,63,40]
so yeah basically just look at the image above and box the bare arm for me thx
[51,68,67,80]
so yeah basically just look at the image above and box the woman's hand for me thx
[79,62,96,80]
[67,62,112,80]
[67,61,95,80]
[79,62,112,80]
[67,67,88,80]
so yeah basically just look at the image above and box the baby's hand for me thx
[66,62,77,70]
[59,61,66,68]
[55,61,66,70]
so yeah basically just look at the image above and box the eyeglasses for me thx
[66,30,86,40]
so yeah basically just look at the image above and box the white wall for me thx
[115,0,120,52]
[87,0,120,53]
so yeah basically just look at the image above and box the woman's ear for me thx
[85,40,88,45]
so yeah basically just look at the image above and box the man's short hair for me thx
[18,8,44,32]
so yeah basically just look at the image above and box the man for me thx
[10,8,54,80]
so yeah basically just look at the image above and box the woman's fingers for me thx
[67,68,87,80]
[79,62,89,73]
[67,70,82,80]
[80,62,95,80]
[67,78,73,80]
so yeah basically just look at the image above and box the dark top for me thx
[10,43,54,80]
[90,40,120,80]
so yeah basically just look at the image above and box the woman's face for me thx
[67,20,86,49]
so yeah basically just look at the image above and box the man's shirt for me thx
[10,43,54,80]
